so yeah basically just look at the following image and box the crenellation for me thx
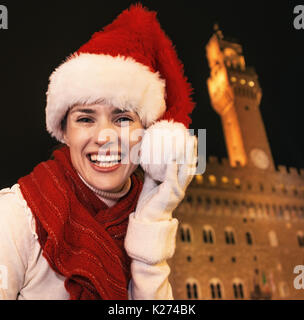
[220,158,229,167]
[208,155,219,164]
[277,165,288,174]
[289,167,299,176]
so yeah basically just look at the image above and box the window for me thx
[232,200,239,207]
[297,231,304,247]
[265,204,270,216]
[205,197,211,210]
[246,232,253,245]
[187,195,193,204]
[280,184,287,194]
[195,175,203,184]
[291,185,298,196]
[203,226,215,244]
[197,195,202,205]
[180,225,192,243]
[259,183,264,192]
[210,279,223,299]
[248,80,255,87]
[278,205,284,218]
[221,176,229,184]
[225,227,236,245]
[234,178,241,189]
[186,280,199,299]
[230,76,237,82]
[232,279,244,299]
[209,175,217,186]
[269,230,278,247]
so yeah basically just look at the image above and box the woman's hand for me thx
[124,122,197,265]
[135,121,198,222]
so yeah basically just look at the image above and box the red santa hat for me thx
[45,4,195,142]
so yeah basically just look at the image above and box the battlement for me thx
[205,156,304,179]
[207,156,231,167]
[276,165,304,177]
[207,156,219,164]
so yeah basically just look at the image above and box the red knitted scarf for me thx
[18,146,143,300]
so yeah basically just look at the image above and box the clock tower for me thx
[206,26,275,171]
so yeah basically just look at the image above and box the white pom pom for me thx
[140,120,191,182]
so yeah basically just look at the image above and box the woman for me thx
[0,4,197,300]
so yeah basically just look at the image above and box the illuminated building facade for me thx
[168,27,304,300]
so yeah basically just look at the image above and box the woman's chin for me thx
[89,178,125,193]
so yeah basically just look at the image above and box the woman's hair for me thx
[61,112,68,132]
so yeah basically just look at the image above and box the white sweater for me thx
[0,184,178,300]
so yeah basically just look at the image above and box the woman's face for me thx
[63,103,144,192]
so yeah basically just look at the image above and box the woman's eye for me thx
[116,117,133,125]
[77,117,93,123]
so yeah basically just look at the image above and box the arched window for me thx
[210,279,223,299]
[297,231,304,247]
[265,204,270,216]
[197,195,202,205]
[202,226,215,244]
[232,279,245,299]
[269,230,278,247]
[186,195,193,204]
[186,279,200,299]
[225,227,236,245]
[180,228,185,242]
[246,232,253,245]
[180,225,192,243]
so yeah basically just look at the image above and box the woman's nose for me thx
[93,120,119,148]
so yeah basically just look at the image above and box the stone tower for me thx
[206,25,274,171]
[168,26,304,300]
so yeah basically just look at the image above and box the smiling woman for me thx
[0,4,197,300]
[63,103,144,193]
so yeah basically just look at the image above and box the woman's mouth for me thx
[87,153,122,168]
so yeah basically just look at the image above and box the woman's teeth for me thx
[89,154,121,167]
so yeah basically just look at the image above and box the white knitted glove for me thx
[125,120,197,264]
[135,120,198,222]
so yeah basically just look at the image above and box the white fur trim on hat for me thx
[46,53,166,142]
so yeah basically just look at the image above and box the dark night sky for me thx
[0,0,303,189]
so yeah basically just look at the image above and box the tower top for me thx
[213,23,224,40]
[206,27,275,171]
